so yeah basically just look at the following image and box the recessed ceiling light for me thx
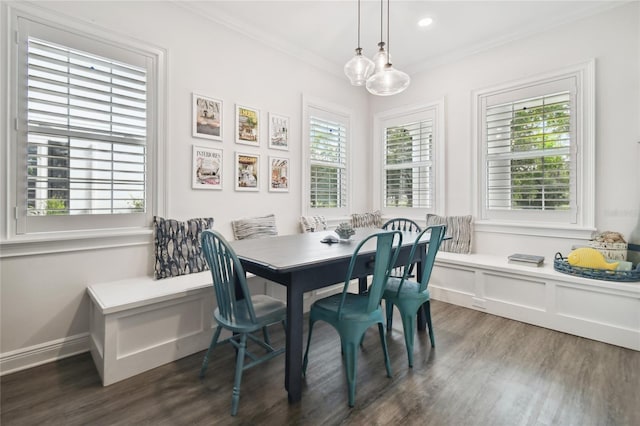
[418,17,433,28]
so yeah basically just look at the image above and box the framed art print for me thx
[268,113,289,150]
[192,93,222,141]
[235,152,259,191]
[268,156,289,192]
[192,145,223,189]
[235,104,260,146]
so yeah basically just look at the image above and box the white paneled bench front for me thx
[429,252,640,351]
[87,272,214,385]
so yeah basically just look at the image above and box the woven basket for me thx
[553,253,640,282]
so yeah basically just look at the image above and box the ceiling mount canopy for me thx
[344,0,410,96]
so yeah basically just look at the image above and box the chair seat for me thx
[215,294,286,332]
[311,293,383,323]
[383,277,430,302]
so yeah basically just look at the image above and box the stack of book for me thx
[508,253,545,267]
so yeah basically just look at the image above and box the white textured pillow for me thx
[426,214,473,254]
[350,210,383,228]
[231,214,278,240]
[300,215,328,233]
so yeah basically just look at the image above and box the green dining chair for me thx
[199,229,286,416]
[382,224,446,367]
[302,230,402,407]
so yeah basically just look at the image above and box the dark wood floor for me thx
[2,301,639,426]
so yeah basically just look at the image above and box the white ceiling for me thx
[178,0,625,76]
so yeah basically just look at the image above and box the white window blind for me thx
[26,37,147,216]
[384,119,433,209]
[485,91,574,212]
[309,115,347,209]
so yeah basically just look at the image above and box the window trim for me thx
[471,60,595,238]
[1,3,166,256]
[301,95,352,218]
[372,99,445,220]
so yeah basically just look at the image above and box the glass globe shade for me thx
[344,49,374,86]
[365,64,410,96]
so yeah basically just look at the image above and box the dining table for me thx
[229,227,435,403]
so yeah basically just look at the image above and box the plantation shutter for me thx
[25,37,147,216]
[384,119,433,209]
[309,115,347,209]
[485,91,574,212]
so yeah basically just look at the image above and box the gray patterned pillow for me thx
[426,214,473,254]
[300,215,328,233]
[231,214,278,240]
[153,216,214,279]
[350,210,383,228]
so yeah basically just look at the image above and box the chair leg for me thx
[385,301,394,331]
[343,341,358,407]
[399,312,416,368]
[200,326,222,378]
[230,333,247,416]
[425,301,435,347]
[378,323,392,378]
[262,326,271,347]
[302,319,315,377]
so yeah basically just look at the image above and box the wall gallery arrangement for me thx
[191,92,291,193]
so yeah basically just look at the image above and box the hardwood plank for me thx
[2,301,639,425]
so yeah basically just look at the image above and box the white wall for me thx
[1,1,638,370]
[0,1,368,363]
[370,2,640,258]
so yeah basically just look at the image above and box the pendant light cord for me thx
[357,0,361,48]
[386,0,391,65]
[380,0,383,44]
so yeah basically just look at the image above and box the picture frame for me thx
[192,93,222,141]
[268,156,289,192]
[268,113,290,150]
[235,104,260,146]
[192,145,223,189]
[235,152,260,191]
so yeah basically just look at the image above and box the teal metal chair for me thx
[199,229,286,416]
[382,224,446,367]
[302,230,402,407]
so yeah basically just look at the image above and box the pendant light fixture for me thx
[366,0,410,96]
[370,0,388,74]
[344,0,374,86]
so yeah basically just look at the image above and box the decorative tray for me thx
[553,253,640,282]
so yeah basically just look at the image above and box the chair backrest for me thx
[231,214,278,240]
[337,231,403,318]
[397,225,447,294]
[382,218,422,233]
[201,229,257,324]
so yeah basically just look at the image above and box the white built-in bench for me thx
[429,252,640,351]
[87,272,215,385]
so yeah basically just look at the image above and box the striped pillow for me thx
[300,215,328,233]
[350,210,383,228]
[231,214,278,240]
[426,214,473,254]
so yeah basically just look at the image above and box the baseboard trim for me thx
[0,333,90,376]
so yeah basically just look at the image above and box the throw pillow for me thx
[231,214,278,240]
[350,210,383,228]
[426,214,473,254]
[300,215,328,233]
[153,216,214,279]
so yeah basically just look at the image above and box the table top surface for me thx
[229,228,429,273]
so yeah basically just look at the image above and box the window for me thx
[8,11,162,240]
[303,99,350,216]
[373,101,444,218]
[475,62,594,232]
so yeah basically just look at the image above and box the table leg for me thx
[358,277,368,294]
[285,283,304,403]
[416,244,427,331]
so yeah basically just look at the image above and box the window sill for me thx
[474,221,596,240]
[0,228,152,258]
